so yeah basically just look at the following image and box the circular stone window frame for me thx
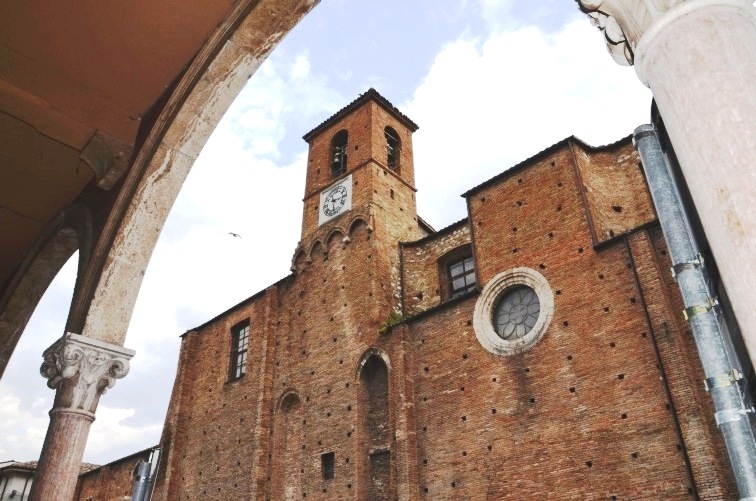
[473,267,554,356]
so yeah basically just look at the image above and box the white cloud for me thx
[85,406,162,463]
[479,0,516,29]
[0,254,76,461]
[126,146,306,346]
[406,18,651,228]
[290,52,311,79]
[0,393,49,460]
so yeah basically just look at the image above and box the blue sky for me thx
[0,1,651,464]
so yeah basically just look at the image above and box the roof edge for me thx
[182,273,294,336]
[302,88,418,142]
[462,134,633,198]
[401,217,469,247]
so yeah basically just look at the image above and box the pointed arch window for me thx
[271,392,304,499]
[359,354,391,499]
[331,130,349,177]
[384,126,400,171]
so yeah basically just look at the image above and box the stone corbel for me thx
[79,131,133,191]
[40,333,135,415]
[577,0,684,66]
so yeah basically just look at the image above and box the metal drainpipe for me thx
[634,124,756,499]
[131,447,161,501]
[131,461,152,501]
[145,447,161,501]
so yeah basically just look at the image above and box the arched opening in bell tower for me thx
[330,130,349,177]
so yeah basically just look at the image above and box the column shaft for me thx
[635,1,756,364]
[30,333,135,500]
[30,410,93,500]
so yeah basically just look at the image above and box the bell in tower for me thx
[330,130,348,177]
[385,126,400,171]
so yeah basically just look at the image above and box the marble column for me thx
[577,0,756,366]
[29,333,134,501]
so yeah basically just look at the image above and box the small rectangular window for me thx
[321,451,335,480]
[449,256,476,298]
[229,322,250,380]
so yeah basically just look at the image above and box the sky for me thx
[0,0,652,465]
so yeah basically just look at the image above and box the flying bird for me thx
[229,232,242,238]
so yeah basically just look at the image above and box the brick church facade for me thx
[151,89,735,500]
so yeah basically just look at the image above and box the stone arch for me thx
[275,388,303,413]
[309,240,324,262]
[356,348,393,500]
[348,216,371,241]
[292,248,307,273]
[326,227,345,244]
[355,347,392,377]
[326,228,345,253]
[74,0,319,348]
[0,204,92,378]
[29,3,319,498]
[270,390,304,501]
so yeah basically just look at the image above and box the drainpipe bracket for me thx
[671,254,704,279]
[704,369,743,392]
[715,406,754,426]
[683,296,719,321]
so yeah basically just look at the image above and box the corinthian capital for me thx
[577,0,686,65]
[40,333,135,415]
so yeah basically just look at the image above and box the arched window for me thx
[384,126,400,171]
[359,354,390,500]
[331,130,348,177]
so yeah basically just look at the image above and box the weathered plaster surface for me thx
[81,0,319,345]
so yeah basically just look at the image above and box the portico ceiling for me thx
[0,0,237,283]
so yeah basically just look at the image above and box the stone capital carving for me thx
[40,333,135,415]
[577,0,686,65]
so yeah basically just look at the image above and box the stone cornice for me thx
[40,333,135,415]
[577,0,686,65]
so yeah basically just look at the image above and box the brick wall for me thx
[153,289,276,500]
[150,96,735,500]
[628,227,736,498]
[572,139,657,244]
[75,448,153,500]
[400,221,471,315]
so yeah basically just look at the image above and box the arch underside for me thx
[0,204,92,378]
[0,0,319,378]
[0,6,319,496]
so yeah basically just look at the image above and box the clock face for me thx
[323,185,348,217]
[318,175,352,226]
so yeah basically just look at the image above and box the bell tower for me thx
[299,88,422,244]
